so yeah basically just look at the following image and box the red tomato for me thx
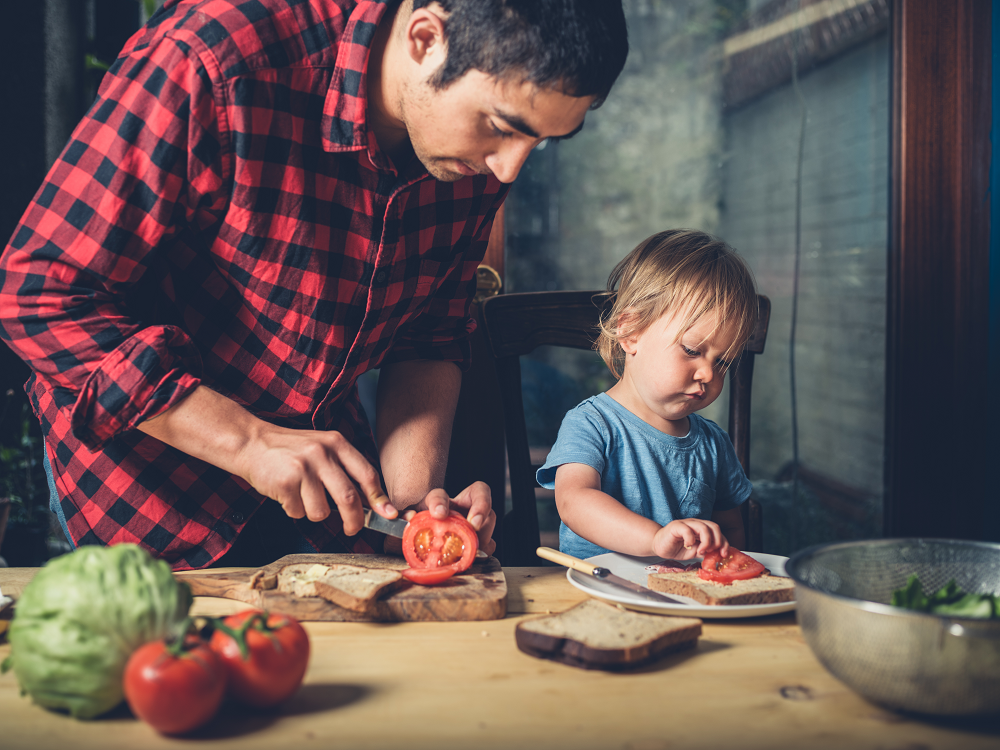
[209,610,310,708]
[401,510,479,584]
[123,634,226,735]
[698,548,766,584]
[401,565,462,584]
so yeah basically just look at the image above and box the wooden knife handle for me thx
[536,547,598,576]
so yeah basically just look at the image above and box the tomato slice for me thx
[698,548,766,584]
[401,510,479,584]
[401,565,462,585]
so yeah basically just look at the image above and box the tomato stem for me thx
[164,617,217,658]
[210,611,289,661]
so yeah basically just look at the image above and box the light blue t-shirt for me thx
[536,393,752,559]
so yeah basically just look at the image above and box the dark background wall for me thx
[1,0,142,447]
[1,3,47,434]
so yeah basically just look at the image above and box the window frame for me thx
[884,0,993,538]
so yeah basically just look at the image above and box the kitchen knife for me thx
[363,508,410,538]
[363,509,488,557]
[536,546,685,605]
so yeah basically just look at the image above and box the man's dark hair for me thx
[413,0,629,107]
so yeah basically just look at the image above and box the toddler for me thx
[537,229,758,560]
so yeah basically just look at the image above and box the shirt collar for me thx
[321,0,395,161]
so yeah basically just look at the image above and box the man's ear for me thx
[404,4,447,68]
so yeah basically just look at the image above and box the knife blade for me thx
[536,546,685,605]
[363,508,410,537]
[363,509,487,557]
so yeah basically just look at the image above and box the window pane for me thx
[506,0,889,555]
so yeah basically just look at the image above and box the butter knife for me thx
[536,546,684,605]
[363,509,487,558]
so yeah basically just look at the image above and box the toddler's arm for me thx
[554,463,728,558]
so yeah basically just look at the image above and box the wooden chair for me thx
[480,290,771,566]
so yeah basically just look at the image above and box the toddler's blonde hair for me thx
[596,229,758,379]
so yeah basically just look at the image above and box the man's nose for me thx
[485,140,536,184]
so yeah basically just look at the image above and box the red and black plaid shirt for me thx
[0,0,507,569]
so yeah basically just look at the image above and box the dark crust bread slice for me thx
[646,569,795,606]
[515,599,702,671]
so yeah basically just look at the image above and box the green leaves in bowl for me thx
[891,574,998,619]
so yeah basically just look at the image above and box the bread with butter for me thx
[276,563,403,612]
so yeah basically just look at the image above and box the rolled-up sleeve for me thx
[0,33,225,448]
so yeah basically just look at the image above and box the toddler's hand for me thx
[652,519,728,560]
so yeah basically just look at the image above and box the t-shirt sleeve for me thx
[535,403,609,489]
[709,422,753,511]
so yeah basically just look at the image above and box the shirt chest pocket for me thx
[678,477,716,519]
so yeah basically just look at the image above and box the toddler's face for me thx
[615,307,740,434]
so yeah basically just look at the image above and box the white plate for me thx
[566,551,796,619]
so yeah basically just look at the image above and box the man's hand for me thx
[399,482,497,556]
[138,385,397,535]
[236,424,397,535]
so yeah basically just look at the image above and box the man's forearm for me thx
[375,360,461,509]
[138,385,261,482]
[138,383,391,526]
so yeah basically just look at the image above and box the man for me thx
[0,0,628,569]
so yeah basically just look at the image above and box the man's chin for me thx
[422,163,466,182]
[417,156,474,183]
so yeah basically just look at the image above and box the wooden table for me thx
[1,566,997,750]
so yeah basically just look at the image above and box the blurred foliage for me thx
[86,0,163,71]
[84,54,110,72]
[0,392,47,525]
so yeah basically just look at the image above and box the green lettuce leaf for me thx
[890,574,997,620]
[2,544,192,719]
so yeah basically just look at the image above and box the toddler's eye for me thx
[681,345,699,357]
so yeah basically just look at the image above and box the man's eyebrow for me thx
[493,110,586,141]
[548,119,585,141]
[494,110,540,139]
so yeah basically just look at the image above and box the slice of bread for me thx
[276,563,403,612]
[646,568,795,606]
[515,599,702,670]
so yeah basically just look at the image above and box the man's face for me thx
[400,70,594,184]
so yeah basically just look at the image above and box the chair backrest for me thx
[480,290,771,566]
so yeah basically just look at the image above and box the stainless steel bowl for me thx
[785,538,1000,716]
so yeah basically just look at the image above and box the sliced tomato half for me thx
[401,510,479,584]
[401,565,462,585]
[698,548,766,584]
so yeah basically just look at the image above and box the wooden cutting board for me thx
[178,553,507,622]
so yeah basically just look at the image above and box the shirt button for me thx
[374,270,387,284]
[230,511,245,524]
